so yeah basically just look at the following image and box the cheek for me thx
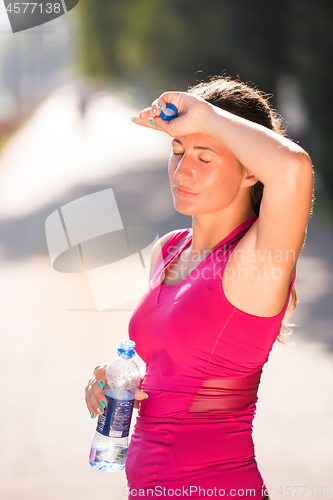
[202,167,242,205]
[200,168,231,191]
[216,163,243,189]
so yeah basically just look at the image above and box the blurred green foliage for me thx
[77,0,333,209]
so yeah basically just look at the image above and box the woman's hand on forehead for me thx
[131,91,211,138]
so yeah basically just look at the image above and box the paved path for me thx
[0,87,332,500]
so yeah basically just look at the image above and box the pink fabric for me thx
[126,215,296,499]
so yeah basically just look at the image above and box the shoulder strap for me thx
[161,229,191,259]
[150,229,191,284]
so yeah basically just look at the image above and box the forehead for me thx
[172,133,224,152]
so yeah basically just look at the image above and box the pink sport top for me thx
[126,215,296,499]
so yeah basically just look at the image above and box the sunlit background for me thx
[0,2,332,499]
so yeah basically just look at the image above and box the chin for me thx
[173,203,194,216]
[174,207,192,215]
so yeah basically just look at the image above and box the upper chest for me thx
[162,235,295,317]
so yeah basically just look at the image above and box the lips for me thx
[173,185,198,195]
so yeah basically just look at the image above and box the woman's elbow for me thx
[285,152,314,190]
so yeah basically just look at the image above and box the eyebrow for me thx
[172,138,220,156]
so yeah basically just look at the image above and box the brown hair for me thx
[188,75,297,344]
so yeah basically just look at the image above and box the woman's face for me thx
[168,133,254,216]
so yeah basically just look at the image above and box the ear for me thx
[241,166,259,187]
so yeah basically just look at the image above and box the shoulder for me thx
[222,218,298,317]
[149,229,189,280]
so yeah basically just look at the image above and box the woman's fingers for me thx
[137,106,154,120]
[156,92,180,111]
[133,373,146,409]
[94,364,107,385]
[132,93,182,133]
[139,95,167,119]
[135,389,148,400]
[132,91,209,137]
[132,114,166,132]
[85,379,106,418]
[133,388,148,410]
[151,96,167,116]
[132,95,170,130]
[93,365,107,411]
[86,364,108,418]
[132,107,164,130]
[86,387,103,418]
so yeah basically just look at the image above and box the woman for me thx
[85,76,314,499]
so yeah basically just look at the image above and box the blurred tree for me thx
[77,0,333,206]
[287,0,333,208]
[76,0,287,92]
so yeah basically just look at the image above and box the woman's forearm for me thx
[201,104,312,186]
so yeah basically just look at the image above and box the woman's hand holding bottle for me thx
[85,364,147,418]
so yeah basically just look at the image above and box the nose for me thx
[173,152,194,182]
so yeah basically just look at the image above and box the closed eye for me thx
[173,152,210,164]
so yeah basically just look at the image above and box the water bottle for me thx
[89,339,140,472]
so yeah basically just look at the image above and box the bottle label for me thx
[96,395,135,438]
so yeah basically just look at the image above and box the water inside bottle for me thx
[89,443,128,471]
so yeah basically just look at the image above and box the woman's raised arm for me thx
[133,91,314,267]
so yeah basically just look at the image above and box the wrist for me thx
[198,101,220,137]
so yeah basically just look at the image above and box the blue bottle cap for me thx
[160,103,178,121]
[118,339,136,357]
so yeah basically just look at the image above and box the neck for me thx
[188,206,257,256]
